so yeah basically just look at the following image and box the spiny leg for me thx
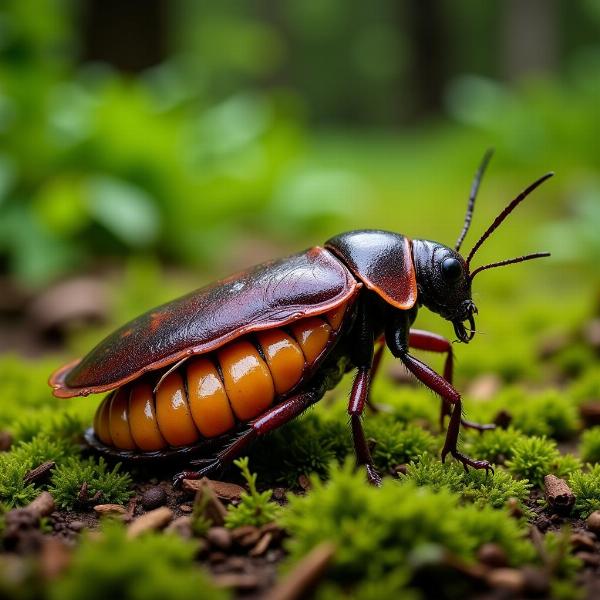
[173,391,318,487]
[408,329,495,434]
[348,301,381,486]
[387,316,492,475]
[365,339,385,413]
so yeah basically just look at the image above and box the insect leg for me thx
[173,390,318,487]
[399,351,493,475]
[347,300,381,486]
[365,338,385,413]
[409,329,495,433]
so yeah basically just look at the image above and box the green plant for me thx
[366,419,438,473]
[50,521,228,600]
[569,465,600,518]
[49,457,133,509]
[580,427,600,463]
[224,457,279,528]
[465,427,526,464]
[282,461,534,595]
[506,436,571,487]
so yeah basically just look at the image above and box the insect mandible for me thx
[49,151,553,486]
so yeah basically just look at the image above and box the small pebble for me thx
[179,504,193,513]
[272,488,287,502]
[207,527,233,551]
[477,543,508,568]
[69,521,85,532]
[587,510,600,534]
[142,487,167,511]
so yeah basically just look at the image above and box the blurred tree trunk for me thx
[81,0,168,72]
[502,0,559,81]
[405,0,447,119]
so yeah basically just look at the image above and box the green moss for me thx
[282,461,535,596]
[580,427,600,463]
[402,455,531,510]
[569,465,600,518]
[465,427,526,465]
[49,457,133,510]
[0,435,78,507]
[224,457,279,529]
[50,521,228,600]
[506,436,579,487]
[570,370,600,405]
[365,418,438,473]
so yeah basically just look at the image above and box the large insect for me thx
[49,152,552,485]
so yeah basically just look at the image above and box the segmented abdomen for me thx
[92,305,347,451]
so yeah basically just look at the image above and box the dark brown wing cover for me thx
[325,230,417,310]
[50,247,359,398]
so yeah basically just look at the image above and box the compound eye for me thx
[441,257,462,282]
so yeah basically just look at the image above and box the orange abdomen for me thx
[93,307,345,451]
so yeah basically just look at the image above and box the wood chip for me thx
[266,542,336,600]
[127,507,173,538]
[212,573,261,590]
[93,504,127,515]
[544,474,575,515]
[193,480,228,526]
[575,551,600,567]
[485,568,525,593]
[182,477,245,502]
[23,461,56,486]
[249,532,273,557]
[26,491,56,520]
[206,527,233,551]
[231,525,261,548]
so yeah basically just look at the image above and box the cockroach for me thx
[49,151,552,485]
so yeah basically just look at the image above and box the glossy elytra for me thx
[49,151,553,486]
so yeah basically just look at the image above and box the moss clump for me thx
[464,427,525,465]
[282,461,535,596]
[402,455,531,510]
[366,419,438,473]
[506,436,580,487]
[49,457,133,509]
[50,521,228,600]
[569,465,600,518]
[224,457,279,529]
[0,435,78,508]
[580,427,600,463]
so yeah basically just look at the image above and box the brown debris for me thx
[265,542,335,600]
[582,318,600,351]
[544,474,575,515]
[165,516,193,539]
[576,551,600,567]
[0,430,12,452]
[477,543,508,568]
[23,461,56,486]
[485,568,525,593]
[3,492,56,553]
[586,510,600,534]
[182,477,245,502]
[506,497,524,519]
[141,486,167,511]
[93,504,127,516]
[206,527,233,551]
[127,507,173,538]
[231,525,261,548]
[192,479,228,526]
[249,532,273,557]
[579,401,600,427]
[571,532,596,552]
[39,537,72,580]
[212,573,262,590]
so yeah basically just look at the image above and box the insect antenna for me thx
[466,172,554,268]
[455,148,494,252]
[470,252,551,280]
